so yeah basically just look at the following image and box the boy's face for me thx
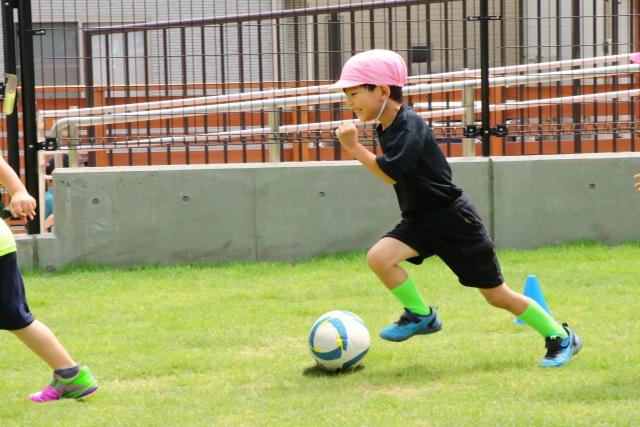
[343,85,386,123]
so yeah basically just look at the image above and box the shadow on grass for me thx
[302,355,527,381]
[302,364,365,377]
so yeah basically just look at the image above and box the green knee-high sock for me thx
[390,277,430,316]
[518,299,567,338]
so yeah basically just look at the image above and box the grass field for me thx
[1,242,639,426]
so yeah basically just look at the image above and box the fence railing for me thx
[40,53,635,119]
[43,56,640,160]
[21,0,636,163]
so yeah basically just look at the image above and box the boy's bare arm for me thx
[635,173,640,191]
[335,124,396,185]
[0,156,36,219]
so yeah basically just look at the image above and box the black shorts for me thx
[384,194,504,289]
[0,251,34,330]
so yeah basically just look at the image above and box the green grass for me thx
[1,242,639,426]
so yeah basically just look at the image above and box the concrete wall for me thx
[15,153,640,270]
[492,153,640,248]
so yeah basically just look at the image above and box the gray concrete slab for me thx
[254,161,398,261]
[492,153,640,248]
[14,154,640,268]
[53,165,258,266]
[15,234,35,270]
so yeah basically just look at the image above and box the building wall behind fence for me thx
[0,0,280,85]
[14,153,640,270]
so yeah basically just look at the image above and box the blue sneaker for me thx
[379,308,442,342]
[540,323,582,368]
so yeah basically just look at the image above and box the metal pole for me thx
[37,149,46,233]
[462,82,476,157]
[17,0,40,233]
[82,31,96,143]
[571,0,581,153]
[68,122,80,167]
[271,0,280,85]
[479,0,491,156]
[268,108,281,162]
[2,1,20,172]
[327,13,342,160]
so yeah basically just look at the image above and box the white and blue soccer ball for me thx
[308,310,370,371]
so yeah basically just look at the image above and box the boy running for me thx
[331,49,581,367]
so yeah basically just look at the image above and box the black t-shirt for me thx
[375,104,463,218]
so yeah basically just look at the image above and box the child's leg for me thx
[368,237,442,342]
[367,237,429,315]
[479,283,582,367]
[1,251,77,370]
[479,283,566,338]
[1,248,97,401]
[15,322,99,402]
[11,320,76,370]
[367,237,417,288]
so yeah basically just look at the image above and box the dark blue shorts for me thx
[384,195,504,289]
[0,251,34,330]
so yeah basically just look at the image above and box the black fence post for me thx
[478,0,491,157]
[83,30,95,144]
[571,0,582,153]
[328,13,342,160]
[16,0,40,233]
[466,0,507,156]
[2,0,20,173]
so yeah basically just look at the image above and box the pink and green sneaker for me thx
[29,365,98,403]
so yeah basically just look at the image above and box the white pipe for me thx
[41,84,328,117]
[94,88,638,146]
[278,88,640,133]
[404,63,640,97]
[49,63,640,137]
[408,53,637,81]
[41,53,637,118]
[116,129,271,146]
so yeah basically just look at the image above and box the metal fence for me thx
[2,0,640,167]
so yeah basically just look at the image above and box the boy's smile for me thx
[344,86,385,123]
[343,85,401,129]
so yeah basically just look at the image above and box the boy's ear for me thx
[378,84,391,97]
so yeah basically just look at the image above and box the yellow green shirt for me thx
[0,219,16,257]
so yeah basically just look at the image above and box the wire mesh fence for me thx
[1,0,639,169]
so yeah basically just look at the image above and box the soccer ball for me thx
[308,310,370,371]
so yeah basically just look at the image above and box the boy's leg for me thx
[479,284,565,336]
[439,246,581,367]
[479,283,581,367]
[367,237,428,313]
[367,237,418,288]
[368,237,441,341]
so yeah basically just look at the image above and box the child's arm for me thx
[335,124,396,185]
[635,173,640,191]
[0,156,36,220]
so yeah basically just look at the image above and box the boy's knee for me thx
[366,247,390,272]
